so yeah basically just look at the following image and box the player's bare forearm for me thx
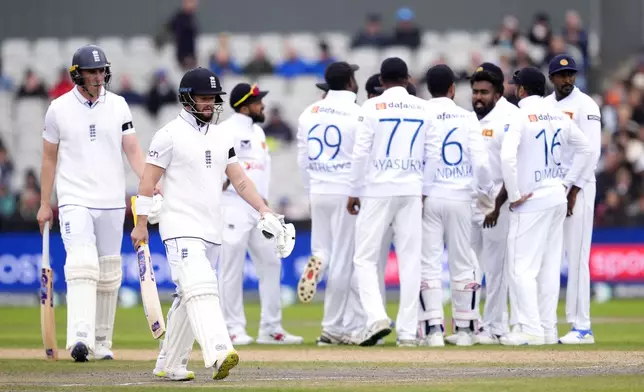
[123,134,145,178]
[494,185,508,211]
[40,140,58,207]
[137,164,165,198]
[226,163,270,214]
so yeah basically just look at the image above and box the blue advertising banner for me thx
[1,229,643,293]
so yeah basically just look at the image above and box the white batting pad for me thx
[95,255,122,350]
[64,244,100,351]
[162,295,195,372]
[451,279,482,329]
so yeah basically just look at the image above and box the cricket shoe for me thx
[420,332,445,347]
[153,347,194,381]
[500,332,545,346]
[397,339,418,347]
[317,330,346,346]
[558,328,595,345]
[256,329,304,345]
[297,256,322,303]
[230,333,254,346]
[445,330,474,346]
[359,319,392,347]
[93,344,114,360]
[473,330,501,345]
[212,350,240,380]
[71,342,90,362]
[544,329,559,345]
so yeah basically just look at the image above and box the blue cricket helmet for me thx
[69,45,112,86]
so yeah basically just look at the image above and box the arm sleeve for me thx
[574,102,601,188]
[146,130,173,169]
[561,120,591,189]
[121,99,135,135]
[296,114,311,189]
[500,118,522,203]
[422,115,443,195]
[42,105,60,144]
[467,115,493,193]
[348,108,376,197]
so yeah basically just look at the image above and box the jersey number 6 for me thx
[379,118,424,157]
[441,128,463,166]
[308,124,342,160]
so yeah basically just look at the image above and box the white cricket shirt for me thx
[42,87,135,208]
[297,90,361,196]
[501,95,591,212]
[146,109,237,244]
[544,87,601,188]
[422,97,493,201]
[478,97,520,191]
[348,86,442,198]
[218,113,271,201]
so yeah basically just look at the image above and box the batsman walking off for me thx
[37,45,147,362]
[131,67,292,381]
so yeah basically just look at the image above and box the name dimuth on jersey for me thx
[373,158,423,171]
[534,166,566,182]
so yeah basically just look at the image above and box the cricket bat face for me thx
[40,267,57,360]
[137,245,166,339]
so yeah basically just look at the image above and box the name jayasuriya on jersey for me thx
[372,158,423,171]
[308,160,352,172]
[311,106,353,117]
[436,164,472,179]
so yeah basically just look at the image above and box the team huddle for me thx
[296,54,599,348]
[36,43,599,382]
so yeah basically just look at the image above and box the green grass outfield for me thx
[0,299,642,349]
[0,299,642,391]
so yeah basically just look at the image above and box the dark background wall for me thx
[1,0,643,76]
[3,0,593,38]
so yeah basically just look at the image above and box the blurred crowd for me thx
[0,3,642,228]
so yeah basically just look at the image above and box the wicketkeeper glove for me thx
[148,194,164,225]
[257,213,296,258]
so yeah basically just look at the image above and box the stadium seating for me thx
[0,30,600,207]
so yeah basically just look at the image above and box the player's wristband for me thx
[135,195,153,216]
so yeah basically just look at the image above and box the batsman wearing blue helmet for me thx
[37,45,150,362]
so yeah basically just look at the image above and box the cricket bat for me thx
[131,196,166,340]
[40,221,58,361]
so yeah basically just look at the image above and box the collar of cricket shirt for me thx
[72,85,106,109]
[429,97,455,105]
[179,109,210,134]
[380,85,408,96]
[229,112,254,129]
[324,90,357,102]
[518,95,542,108]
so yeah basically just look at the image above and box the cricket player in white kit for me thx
[348,57,442,347]
[500,67,591,345]
[37,45,147,362]
[419,64,494,347]
[544,55,601,344]
[297,62,362,345]
[131,68,294,381]
[219,82,302,345]
[468,63,520,345]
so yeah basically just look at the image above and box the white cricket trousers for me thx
[471,205,510,335]
[563,183,596,330]
[506,203,567,336]
[354,196,422,340]
[219,196,282,335]
[422,198,480,328]
[58,205,124,351]
[164,238,233,368]
[310,193,357,336]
